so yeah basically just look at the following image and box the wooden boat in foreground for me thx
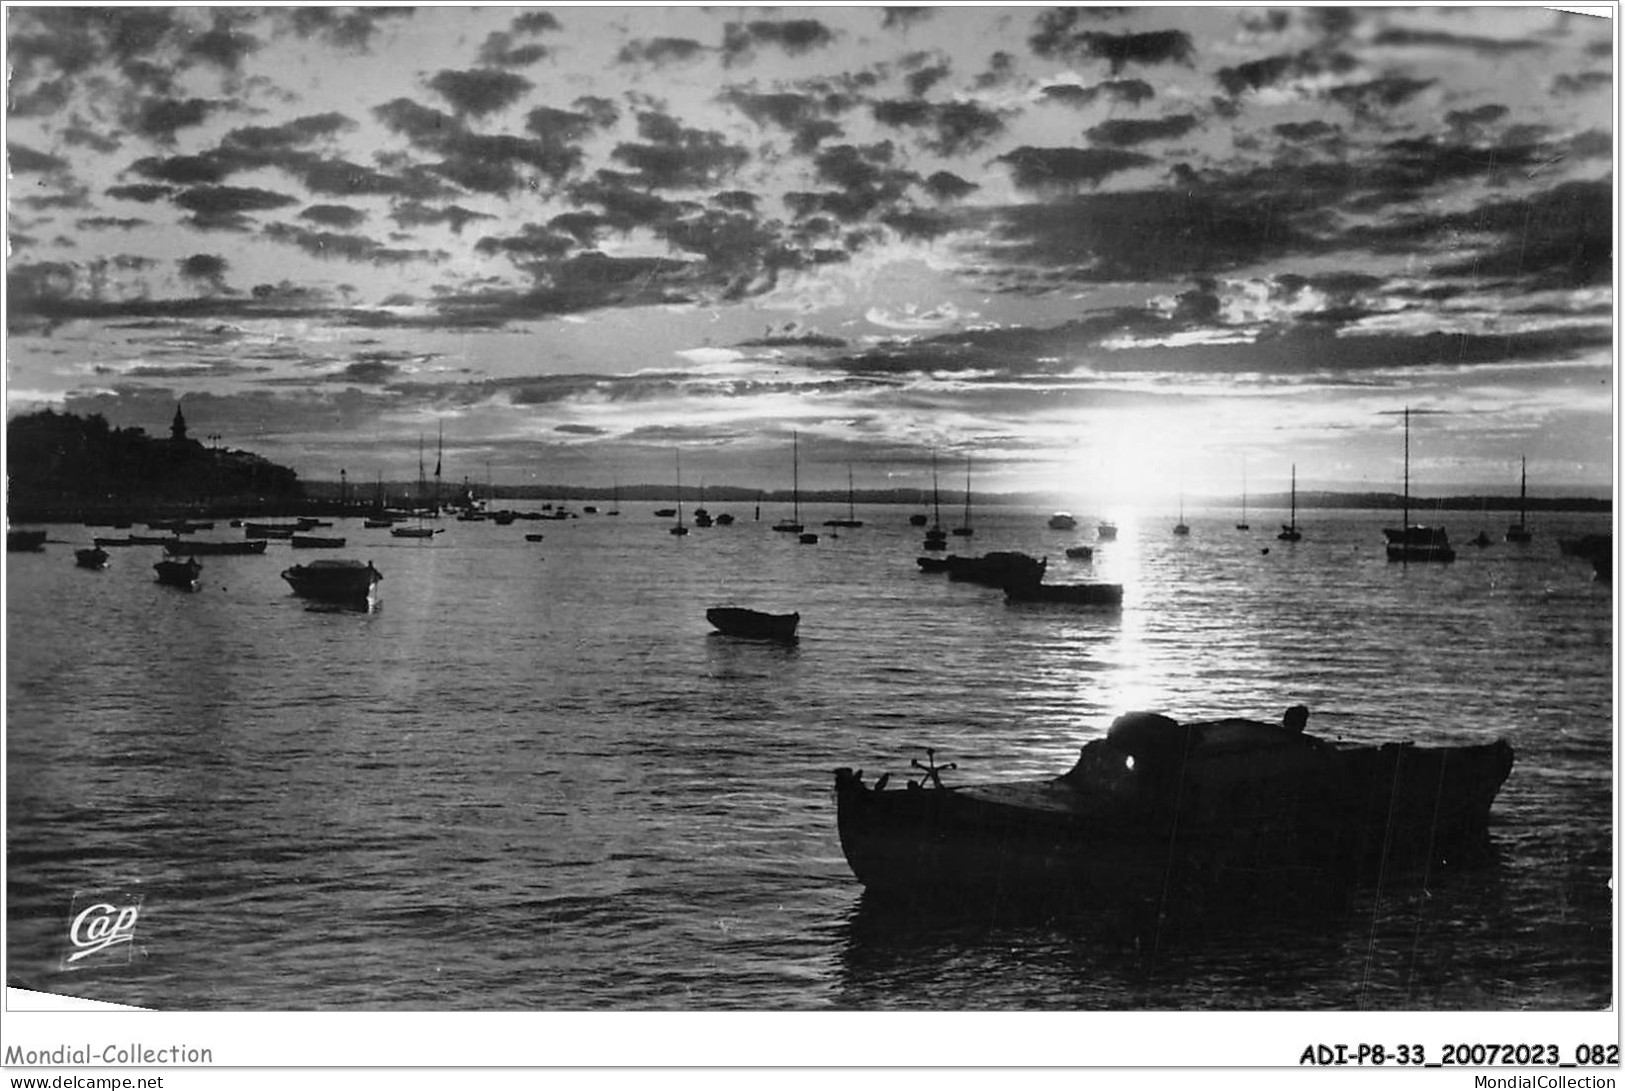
[281,559,382,605]
[705,606,800,641]
[153,557,202,589]
[834,707,1514,909]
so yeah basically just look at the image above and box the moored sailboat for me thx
[1236,464,1251,530]
[951,457,974,538]
[1383,407,1454,563]
[824,465,864,528]
[1505,457,1532,543]
[1277,465,1302,542]
[670,450,690,536]
[772,432,806,534]
[923,451,947,551]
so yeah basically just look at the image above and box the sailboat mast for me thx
[964,457,972,527]
[932,450,941,526]
[792,431,801,522]
[848,465,856,522]
[1520,456,1527,523]
[1402,407,1411,531]
[417,436,426,509]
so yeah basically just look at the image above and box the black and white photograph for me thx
[3,2,1616,1077]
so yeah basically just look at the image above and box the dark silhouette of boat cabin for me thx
[75,546,110,569]
[8,529,47,552]
[705,606,800,641]
[1384,525,1455,563]
[944,551,1047,589]
[1559,534,1611,582]
[281,559,382,605]
[834,706,1514,910]
[153,557,202,589]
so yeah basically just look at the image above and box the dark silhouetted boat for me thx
[1505,456,1533,543]
[291,535,346,549]
[951,457,974,538]
[1096,521,1117,541]
[1047,512,1077,530]
[833,706,1514,910]
[281,559,382,605]
[922,452,947,550]
[1005,580,1123,607]
[670,450,690,536]
[705,606,799,641]
[1278,464,1302,542]
[1384,408,1454,562]
[75,546,110,569]
[7,529,47,552]
[772,432,806,534]
[244,522,300,539]
[1064,544,1094,560]
[1559,534,1611,582]
[153,557,202,589]
[165,538,269,556]
[824,466,864,528]
[1173,493,1189,536]
[945,551,1046,590]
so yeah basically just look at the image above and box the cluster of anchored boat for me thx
[21,526,385,605]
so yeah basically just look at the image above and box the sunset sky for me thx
[4,5,1614,506]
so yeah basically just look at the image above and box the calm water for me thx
[5,503,1614,1010]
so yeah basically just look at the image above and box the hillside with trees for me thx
[7,407,302,520]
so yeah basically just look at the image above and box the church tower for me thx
[171,404,188,443]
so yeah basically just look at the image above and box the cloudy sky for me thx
[5,5,1614,505]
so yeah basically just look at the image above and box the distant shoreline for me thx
[10,487,1608,525]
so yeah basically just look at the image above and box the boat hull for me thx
[153,559,202,589]
[281,561,381,604]
[1004,581,1123,606]
[834,714,1513,910]
[1384,526,1455,562]
[74,548,109,569]
[706,607,799,641]
[7,530,47,552]
[165,539,269,556]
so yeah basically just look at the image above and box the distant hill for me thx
[299,480,1611,513]
[7,408,302,519]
